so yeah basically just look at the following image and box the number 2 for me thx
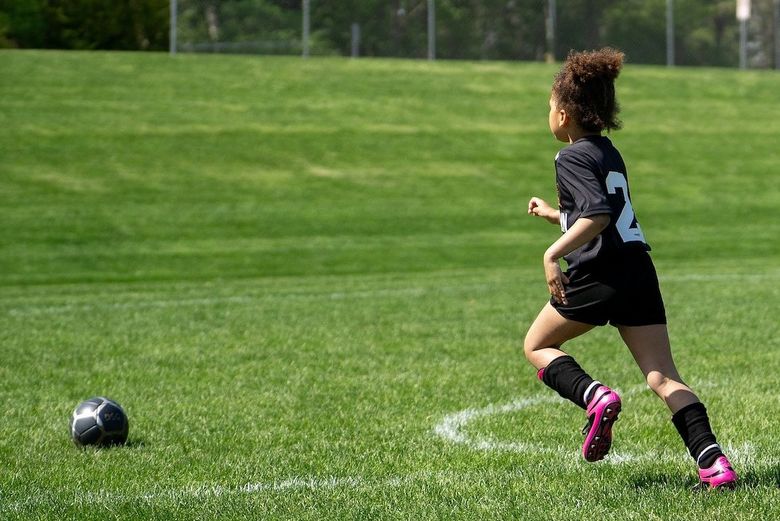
[605,171,646,244]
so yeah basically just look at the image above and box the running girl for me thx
[524,48,737,489]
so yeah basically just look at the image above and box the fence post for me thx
[302,0,310,58]
[739,19,747,69]
[545,0,556,63]
[666,0,674,66]
[169,0,177,55]
[427,0,436,60]
[351,23,360,58]
[737,0,750,69]
[774,0,780,69]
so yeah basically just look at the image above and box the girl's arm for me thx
[527,197,560,224]
[543,214,611,305]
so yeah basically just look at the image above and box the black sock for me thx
[671,402,723,468]
[538,355,595,410]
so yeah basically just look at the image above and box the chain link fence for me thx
[171,0,780,68]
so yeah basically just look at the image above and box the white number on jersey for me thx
[605,171,647,244]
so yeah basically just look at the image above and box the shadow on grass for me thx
[629,465,780,490]
[75,437,148,451]
[121,437,148,449]
[629,470,691,490]
[736,466,780,488]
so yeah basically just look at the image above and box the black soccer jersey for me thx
[554,135,650,270]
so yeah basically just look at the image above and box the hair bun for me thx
[567,48,624,83]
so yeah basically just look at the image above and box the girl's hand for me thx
[543,254,569,305]
[528,197,560,224]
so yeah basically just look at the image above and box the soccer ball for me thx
[69,397,129,447]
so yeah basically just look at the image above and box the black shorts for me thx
[551,251,667,327]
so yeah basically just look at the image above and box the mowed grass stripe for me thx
[1,267,779,317]
[1,52,780,520]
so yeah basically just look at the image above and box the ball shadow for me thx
[121,437,148,449]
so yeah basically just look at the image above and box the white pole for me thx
[739,19,748,69]
[302,0,310,58]
[737,0,750,69]
[427,0,436,60]
[666,0,674,66]
[170,0,177,55]
[351,23,360,58]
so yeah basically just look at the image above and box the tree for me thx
[44,0,168,50]
[0,0,167,50]
[0,0,46,48]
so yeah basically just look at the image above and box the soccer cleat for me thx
[581,385,621,462]
[697,455,738,490]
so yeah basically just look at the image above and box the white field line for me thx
[2,271,774,318]
[432,382,755,465]
[1,283,493,317]
[660,272,779,282]
[0,469,528,511]
[2,444,773,513]
[434,395,564,455]
[433,385,654,463]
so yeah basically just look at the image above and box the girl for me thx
[524,48,737,490]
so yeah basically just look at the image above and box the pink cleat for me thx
[698,455,738,490]
[582,385,621,462]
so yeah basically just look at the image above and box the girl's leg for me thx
[616,324,698,413]
[525,303,621,462]
[524,302,599,409]
[618,324,736,487]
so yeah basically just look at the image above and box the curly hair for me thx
[552,48,624,132]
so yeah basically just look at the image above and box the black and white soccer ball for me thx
[69,397,129,447]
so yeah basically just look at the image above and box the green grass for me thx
[1,50,779,519]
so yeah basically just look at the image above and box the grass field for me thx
[1,50,779,520]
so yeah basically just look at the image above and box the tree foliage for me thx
[0,0,776,68]
[0,0,168,50]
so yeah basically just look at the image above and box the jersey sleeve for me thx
[555,151,611,218]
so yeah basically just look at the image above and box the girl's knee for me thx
[646,370,683,395]
[522,335,537,361]
[522,334,559,364]
[522,333,544,359]
[646,371,668,393]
